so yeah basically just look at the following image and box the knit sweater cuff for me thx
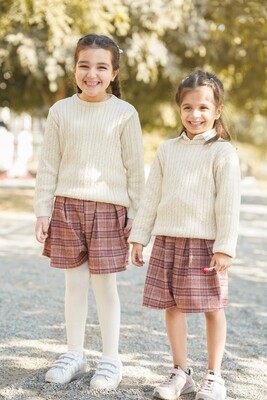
[212,243,236,258]
[128,231,151,246]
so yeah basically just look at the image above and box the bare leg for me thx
[205,309,227,374]
[165,307,188,369]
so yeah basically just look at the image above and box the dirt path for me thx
[0,181,266,399]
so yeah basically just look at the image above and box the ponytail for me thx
[110,75,122,99]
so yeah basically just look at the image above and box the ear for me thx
[215,104,223,120]
[111,69,119,82]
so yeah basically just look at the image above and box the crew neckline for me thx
[73,93,115,107]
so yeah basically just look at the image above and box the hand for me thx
[210,252,232,272]
[124,218,133,237]
[35,216,49,243]
[131,243,145,267]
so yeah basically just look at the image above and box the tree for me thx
[119,0,267,131]
[0,0,131,112]
[202,0,267,115]
[0,0,266,141]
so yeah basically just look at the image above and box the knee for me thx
[205,309,225,322]
[91,274,118,301]
[166,306,183,317]
[65,266,90,294]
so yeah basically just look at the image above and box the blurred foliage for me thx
[0,188,34,212]
[0,0,266,144]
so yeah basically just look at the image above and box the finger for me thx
[209,258,216,268]
[124,227,131,235]
[137,250,142,262]
[132,258,143,267]
[137,250,145,264]
[132,251,144,266]
[35,226,42,242]
[42,223,49,235]
[36,228,48,243]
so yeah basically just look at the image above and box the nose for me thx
[191,109,201,118]
[86,68,97,78]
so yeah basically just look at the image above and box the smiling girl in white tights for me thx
[35,34,144,389]
[130,70,240,400]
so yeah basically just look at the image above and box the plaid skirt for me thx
[143,236,228,313]
[43,197,129,274]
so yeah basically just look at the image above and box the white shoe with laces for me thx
[153,366,195,400]
[45,351,87,384]
[90,356,122,390]
[195,370,226,400]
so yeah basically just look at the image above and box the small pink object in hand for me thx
[201,266,214,273]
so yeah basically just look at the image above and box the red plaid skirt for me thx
[43,197,129,274]
[143,236,228,313]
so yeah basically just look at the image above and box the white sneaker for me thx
[90,356,122,390]
[45,351,87,384]
[195,371,226,400]
[153,366,195,400]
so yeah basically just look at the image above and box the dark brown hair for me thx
[175,69,231,142]
[74,34,122,98]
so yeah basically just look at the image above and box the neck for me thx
[78,93,111,103]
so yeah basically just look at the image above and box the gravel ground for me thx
[0,179,267,400]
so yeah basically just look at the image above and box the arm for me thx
[34,108,61,217]
[128,148,164,246]
[213,146,241,257]
[120,111,145,219]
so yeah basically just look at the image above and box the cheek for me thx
[75,71,84,82]
[180,112,188,122]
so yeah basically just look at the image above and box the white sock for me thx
[91,273,120,360]
[64,262,90,354]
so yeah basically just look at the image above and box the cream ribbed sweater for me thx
[129,132,241,257]
[34,94,145,218]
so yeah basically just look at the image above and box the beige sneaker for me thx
[153,366,195,400]
[195,371,226,400]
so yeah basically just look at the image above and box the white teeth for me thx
[190,121,202,125]
[85,82,98,86]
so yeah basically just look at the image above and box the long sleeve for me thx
[213,148,241,256]
[128,151,163,245]
[34,109,61,216]
[120,111,145,218]
[129,136,240,257]
[34,94,145,218]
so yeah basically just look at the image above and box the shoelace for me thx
[161,372,183,387]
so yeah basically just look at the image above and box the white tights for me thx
[64,262,120,360]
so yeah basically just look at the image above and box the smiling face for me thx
[74,47,118,102]
[179,86,222,139]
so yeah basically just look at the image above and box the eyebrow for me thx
[77,61,110,66]
[181,102,210,106]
